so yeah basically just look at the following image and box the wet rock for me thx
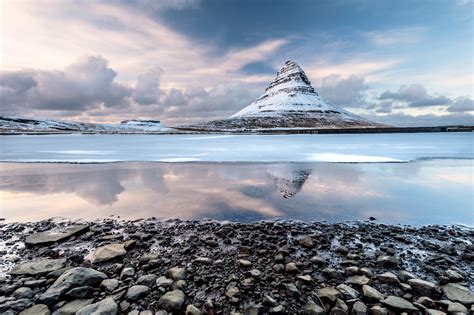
[351,301,367,315]
[263,295,279,307]
[238,259,252,267]
[13,287,34,299]
[25,225,89,246]
[87,243,127,264]
[120,267,135,280]
[19,304,50,315]
[156,276,173,288]
[10,258,66,276]
[417,296,435,308]
[296,275,312,283]
[381,296,418,312]
[100,279,119,292]
[300,302,325,314]
[249,269,262,278]
[185,304,201,315]
[408,278,436,296]
[168,267,186,280]
[399,271,417,282]
[369,305,388,315]
[126,285,150,301]
[0,299,32,313]
[65,286,90,299]
[76,298,118,315]
[442,283,474,305]
[285,262,300,273]
[53,299,93,315]
[269,305,285,313]
[346,275,370,286]
[136,274,157,287]
[336,284,358,299]
[317,286,340,303]
[447,302,468,313]
[226,287,240,299]
[157,290,185,311]
[362,285,383,301]
[377,272,399,284]
[444,269,464,282]
[40,267,106,304]
[285,283,300,297]
[193,257,212,264]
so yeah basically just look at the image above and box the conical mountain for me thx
[187,60,384,130]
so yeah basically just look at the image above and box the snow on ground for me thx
[0,132,472,163]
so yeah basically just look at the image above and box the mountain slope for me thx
[0,117,172,133]
[187,60,385,130]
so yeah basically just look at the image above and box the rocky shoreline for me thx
[0,219,473,314]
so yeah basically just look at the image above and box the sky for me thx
[1,0,473,126]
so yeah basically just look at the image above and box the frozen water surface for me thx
[0,132,472,163]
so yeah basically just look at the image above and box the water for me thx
[0,160,472,225]
[0,133,472,163]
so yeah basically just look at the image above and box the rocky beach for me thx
[0,219,473,314]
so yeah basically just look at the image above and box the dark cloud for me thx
[0,56,132,113]
[447,97,474,112]
[133,67,164,105]
[375,101,393,113]
[379,84,451,107]
[319,74,368,107]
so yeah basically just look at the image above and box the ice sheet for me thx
[0,132,472,163]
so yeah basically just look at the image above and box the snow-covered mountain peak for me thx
[264,60,314,95]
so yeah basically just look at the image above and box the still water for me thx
[1,160,472,225]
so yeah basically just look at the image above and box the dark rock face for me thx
[186,60,385,130]
[1,219,473,314]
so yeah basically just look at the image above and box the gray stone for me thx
[120,267,135,280]
[296,275,312,282]
[238,259,252,267]
[65,286,90,299]
[346,275,370,285]
[444,270,463,282]
[76,298,118,315]
[168,267,186,280]
[443,283,474,304]
[285,262,300,273]
[52,299,94,315]
[300,302,326,315]
[269,305,285,313]
[13,287,34,299]
[10,258,66,276]
[408,278,436,295]
[40,267,106,304]
[399,271,417,282]
[126,285,150,301]
[425,309,446,315]
[25,225,89,246]
[447,302,468,313]
[87,243,127,264]
[377,272,399,284]
[249,269,262,278]
[172,279,186,290]
[285,283,300,297]
[193,257,212,264]
[156,276,173,288]
[157,290,185,311]
[136,274,157,287]
[336,284,358,299]
[226,287,240,298]
[317,286,340,303]
[351,301,367,315]
[0,299,32,313]
[369,305,388,315]
[185,304,201,315]
[381,296,418,312]
[20,304,50,315]
[100,279,119,292]
[362,285,383,301]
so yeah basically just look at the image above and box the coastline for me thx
[1,218,473,314]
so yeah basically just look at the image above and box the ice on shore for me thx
[0,132,472,163]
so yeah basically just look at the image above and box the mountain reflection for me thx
[0,161,472,225]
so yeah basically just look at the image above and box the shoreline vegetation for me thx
[1,218,473,314]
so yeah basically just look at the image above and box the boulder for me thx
[442,283,474,305]
[157,290,185,311]
[19,304,50,315]
[86,243,127,264]
[126,285,150,301]
[76,298,118,315]
[10,258,66,276]
[52,299,93,315]
[25,225,89,246]
[168,267,186,280]
[381,296,418,312]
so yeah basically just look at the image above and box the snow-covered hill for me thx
[187,60,385,130]
[0,117,172,133]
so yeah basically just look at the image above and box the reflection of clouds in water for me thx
[0,162,472,225]
[0,165,168,206]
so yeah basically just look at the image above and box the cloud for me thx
[363,27,427,47]
[1,56,132,113]
[447,97,474,112]
[379,84,451,107]
[133,67,164,105]
[366,112,474,127]
[319,74,368,107]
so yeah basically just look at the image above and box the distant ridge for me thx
[185,60,385,130]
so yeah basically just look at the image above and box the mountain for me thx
[186,60,385,130]
[0,117,172,133]
[266,166,312,199]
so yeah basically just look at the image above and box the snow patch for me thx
[305,153,405,163]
